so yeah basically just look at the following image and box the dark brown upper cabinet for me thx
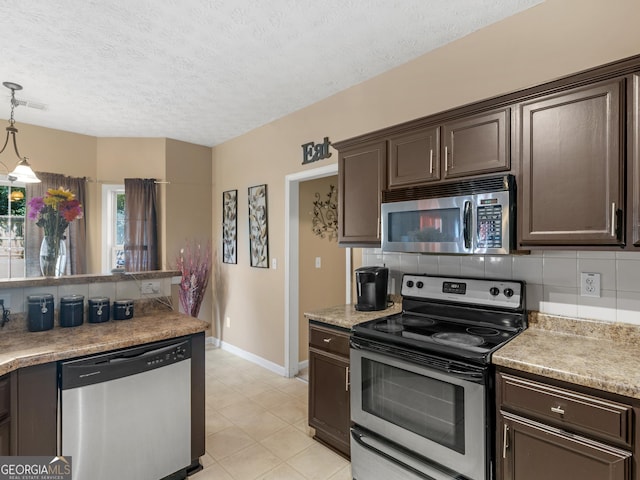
[519,79,625,247]
[442,108,510,180]
[388,126,441,188]
[630,73,640,248]
[387,108,510,189]
[337,140,386,245]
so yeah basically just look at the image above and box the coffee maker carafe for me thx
[355,266,389,311]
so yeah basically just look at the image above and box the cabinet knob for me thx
[551,406,565,415]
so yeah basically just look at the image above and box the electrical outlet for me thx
[226,316,231,328]
[140,281,161,295]
[580,272,601,298]
[315,257,321,268]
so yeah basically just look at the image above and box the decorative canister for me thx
[88,297,110,323]
[60,295,85,328]
[27,294,54,332]
[113,299,134,320]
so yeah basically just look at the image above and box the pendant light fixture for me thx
[0,82,40,183]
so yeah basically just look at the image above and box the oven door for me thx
[351,342,488,480]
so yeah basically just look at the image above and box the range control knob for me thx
[503,288,514,298]
[489,287,500,296]
[406,280,414,288]
[416,281,424,289]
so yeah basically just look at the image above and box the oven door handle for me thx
[351,429,447,480]
[445,367,485,381]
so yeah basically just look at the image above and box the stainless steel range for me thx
[350,274,526,480]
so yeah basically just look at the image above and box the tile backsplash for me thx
[362,249,640,325]
[0,277,174,314]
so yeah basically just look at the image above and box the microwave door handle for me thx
[463,200,472,250]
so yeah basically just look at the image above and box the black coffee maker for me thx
[355,266,389,311]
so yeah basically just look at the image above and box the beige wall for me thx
[298,176,345,362]
[165,139,214,329]
[96,137,167,267]
[211,0,640,366]
[17,124,100,272]
[2,124,213,284]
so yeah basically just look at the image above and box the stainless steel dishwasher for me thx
[60,337,192,480]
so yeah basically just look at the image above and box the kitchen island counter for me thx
[0,307,208,376]
[493,311,640,400]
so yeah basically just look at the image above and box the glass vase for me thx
[39,237,67,277]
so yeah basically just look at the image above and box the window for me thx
[102,184,126,273]
[0,182,26,278]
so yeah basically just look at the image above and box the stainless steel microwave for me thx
[381,175,516,255]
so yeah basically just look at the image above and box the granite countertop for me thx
[0,307,208,376]
[304,297,402,329]
[493,312,640,400]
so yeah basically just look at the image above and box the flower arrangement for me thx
[28,187,83,276]
[176,240,211,318]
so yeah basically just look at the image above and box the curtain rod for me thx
[87,178,170,185]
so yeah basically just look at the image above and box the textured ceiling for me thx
[0,0,542,147]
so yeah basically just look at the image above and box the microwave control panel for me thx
[476,203,502,248]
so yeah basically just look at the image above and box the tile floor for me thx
[191,346,351,480]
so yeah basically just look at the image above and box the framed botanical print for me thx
[248,184,269,268]
[222,189,237,264]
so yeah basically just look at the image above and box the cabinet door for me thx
[520,80,624,246]
[0,418,9,456]
[500,413,631,480]
[442,108,510,180]
[17,363,57,455]
[388,127,440,188]
[309,347,350,457]
[338,140,386,245]
[630,74,640,247]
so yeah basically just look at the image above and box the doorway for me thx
[284,163,351,378]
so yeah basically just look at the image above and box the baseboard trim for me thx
[298,359,309,371]
[207,336,286,377]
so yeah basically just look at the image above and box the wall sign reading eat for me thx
[301,137,332,165]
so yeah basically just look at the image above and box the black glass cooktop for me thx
[353,312,522,362]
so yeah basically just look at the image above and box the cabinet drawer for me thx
[499,373,632,446]
[309,324,350,357]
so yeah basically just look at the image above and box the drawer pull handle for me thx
[551,406,565,415]
[323,338,332,343]
[429,149,433,174]
[345,366,350,392]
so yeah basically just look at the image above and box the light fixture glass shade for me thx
[8,158,40,183]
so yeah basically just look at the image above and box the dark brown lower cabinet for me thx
[496,370,636,480]
[0,374,10,455]
[16,363,58,455]
[500,412,631,480]
[308,323,350,458]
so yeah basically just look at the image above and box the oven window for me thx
[388,208,461,243]
[361,358,465,453]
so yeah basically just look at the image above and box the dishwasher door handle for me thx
[108,340,189,364]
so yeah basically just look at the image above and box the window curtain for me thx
[25,172,88,276]
[124,178,158,272]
